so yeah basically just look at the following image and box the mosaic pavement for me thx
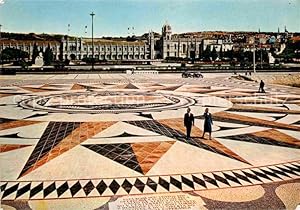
[0,73,299,209]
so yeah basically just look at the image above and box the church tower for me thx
[162,22,172,40]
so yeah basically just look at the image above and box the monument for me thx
[34,52,44,67]
[268,52,275,64]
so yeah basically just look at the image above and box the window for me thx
[175,52,177,57]
[167,44,170,50]
[101,47,104,51]
[174,44,177,50]
[167,52,170,57]
[70,45,76,51]
[113,47,116,51]
[183,44,186,53]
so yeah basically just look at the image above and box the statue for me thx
[34,52,44,67]
[268,52,275,64]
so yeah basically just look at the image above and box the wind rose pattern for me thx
[0,80,299,203]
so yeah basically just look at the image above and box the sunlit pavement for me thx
[0,73,299,209]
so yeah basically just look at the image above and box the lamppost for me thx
[0,24,3,71]
[90,12,95,70]
[84,25,88,57]
[252,37,256,74]
[253,47,256,74]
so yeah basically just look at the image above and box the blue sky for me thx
[0,0,299,37]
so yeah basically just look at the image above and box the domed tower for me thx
[162,22,172,40]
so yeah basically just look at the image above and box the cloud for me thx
[0,0,5,5]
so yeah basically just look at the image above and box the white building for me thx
[62,37,152,61]
[160,23,234,59]
[160,23,202,59]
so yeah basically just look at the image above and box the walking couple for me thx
[184,107,213,140]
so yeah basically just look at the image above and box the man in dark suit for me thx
[184,107,194,139]
[259,80,265,93]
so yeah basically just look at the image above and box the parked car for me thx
[182,71,203,78]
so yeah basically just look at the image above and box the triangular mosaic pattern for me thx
[83,141,175,175]
[126,120,249,164]
[19,121,116,178]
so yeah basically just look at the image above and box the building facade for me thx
[0,37,154,62]
[159,23,235,59]
[0,40,61,60]
[160,23,203,59]
[62,38,152,61]
[0,23,291,62]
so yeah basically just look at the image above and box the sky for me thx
[0,0,299,37]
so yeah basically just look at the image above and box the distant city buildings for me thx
[0,23,296,62]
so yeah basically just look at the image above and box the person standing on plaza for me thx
[201,108,213,140]
[258,80,265,93]
[184,107,194,140]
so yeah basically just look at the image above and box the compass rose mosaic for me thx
[0,78,299,209]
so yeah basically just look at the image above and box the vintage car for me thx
[182,71,204,78]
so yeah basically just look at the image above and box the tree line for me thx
[0,43,54,65]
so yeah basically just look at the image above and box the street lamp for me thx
[253,47,256,74]
[0,24,3,71]
[90,12,95,70]
[252,37,256,74]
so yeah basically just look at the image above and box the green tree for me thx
[1,48,29,61]
[44,44,54,65]
[224,49,234,60]
[202,45,211,61]
[32,43,39,63]
[211,46,218,61]
[279,40,300,61]
[236,49,245,62]
[219,45,223,59]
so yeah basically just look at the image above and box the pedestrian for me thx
[258,80,265,93]
[201,108,213,140]
[184,107,194,140]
